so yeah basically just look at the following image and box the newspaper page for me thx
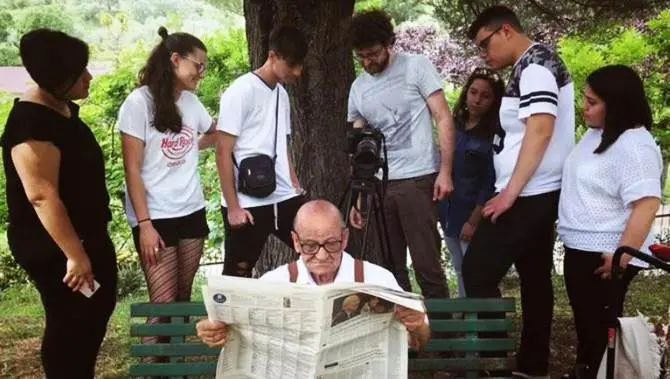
[202,276,424,379]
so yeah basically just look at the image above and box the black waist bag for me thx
[237,154,277,198]
[235,86,279,198]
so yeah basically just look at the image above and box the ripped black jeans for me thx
[221,195,304,277]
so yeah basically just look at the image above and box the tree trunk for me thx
[243,0,356,205]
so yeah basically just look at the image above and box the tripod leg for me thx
[360,192,375,262]
[373,184,395,274]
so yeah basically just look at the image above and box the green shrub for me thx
[0,234,29,291]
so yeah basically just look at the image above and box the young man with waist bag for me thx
[215,25,308,277]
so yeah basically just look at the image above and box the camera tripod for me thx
[339,177,394,273]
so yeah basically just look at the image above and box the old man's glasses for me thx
[294,231,344,255]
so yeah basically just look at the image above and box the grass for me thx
[0,274,209,379]
[1,272,668,378]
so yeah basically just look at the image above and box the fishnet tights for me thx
[139,238,204,345]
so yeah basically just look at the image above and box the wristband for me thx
[137,218,151,224]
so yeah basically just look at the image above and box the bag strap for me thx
[272,88,279,161]
[354,259,364,283]
[288,261,298,283]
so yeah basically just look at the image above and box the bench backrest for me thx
[129,302,218,377]
[409,297,517,377]
[129,298,516,377]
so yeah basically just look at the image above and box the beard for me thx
[363,52,391,75]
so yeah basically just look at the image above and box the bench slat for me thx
[424,298,516,313]
[130,323,197,337]
[422,338,516,352]
[408,357,515,371]
[131,302,207,317]
[130,343,220,357]
[429,319,514,332]
[128,362,216,376]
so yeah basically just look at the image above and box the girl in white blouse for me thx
[557,64,663,379]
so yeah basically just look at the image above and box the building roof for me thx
[0,66,111,94]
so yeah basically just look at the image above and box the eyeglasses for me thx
[293,231,344,255]
[476,26,503,53]
[353,46,386,62]
[182,56,206,75]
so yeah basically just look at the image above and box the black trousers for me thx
[221,195,305,277]
[564,247,640,378]
[10,228,118,379]
[462,190,559,375]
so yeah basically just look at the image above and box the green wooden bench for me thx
[408,298,517,378]
[129,302,216,377]
[129,298,516,378]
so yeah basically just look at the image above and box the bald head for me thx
[293,199,345,233]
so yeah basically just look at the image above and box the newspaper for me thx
[202,275,425,379]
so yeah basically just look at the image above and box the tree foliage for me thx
[430,0,669,42]
[355,0,432,23]
[558,10,670,159]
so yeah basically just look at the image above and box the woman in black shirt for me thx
[0,29,117,378]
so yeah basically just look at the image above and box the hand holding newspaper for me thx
[202,275,425,379]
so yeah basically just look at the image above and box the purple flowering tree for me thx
[393,25,482,85]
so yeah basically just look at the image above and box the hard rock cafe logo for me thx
[161,126,193,166]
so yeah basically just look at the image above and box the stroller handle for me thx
[612,245,670,277]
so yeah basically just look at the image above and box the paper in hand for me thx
[78,280,101,298]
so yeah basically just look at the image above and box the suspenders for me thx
[288,259,364,283]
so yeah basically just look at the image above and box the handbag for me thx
[234,89,279,198]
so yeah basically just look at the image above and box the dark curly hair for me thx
[138,26,206,134]
[348,9,395,50]
[452,67,505,140]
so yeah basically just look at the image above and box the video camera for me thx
[346,125,386,181]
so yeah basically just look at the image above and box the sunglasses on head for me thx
[472,67,502,82]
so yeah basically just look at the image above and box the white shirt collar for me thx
[295,251,355,286]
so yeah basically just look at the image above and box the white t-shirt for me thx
[117,86,212,226]
[260,251,402,291]
[557,127,663,267]
[217,73,298,208]
[494,43,575,196]
[347,53,442,180]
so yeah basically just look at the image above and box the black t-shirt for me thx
[1,100,111,253]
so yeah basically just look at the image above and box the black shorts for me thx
[132,208,209,248]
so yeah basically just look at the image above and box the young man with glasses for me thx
[462,6,575,379]
[196,200,431,350]
[346,9,455,300]
[215,25,308,278]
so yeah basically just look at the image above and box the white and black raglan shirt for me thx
[493,43,575,196]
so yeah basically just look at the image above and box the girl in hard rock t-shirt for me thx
[117,26,216,350]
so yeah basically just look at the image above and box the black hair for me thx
[452,67,505,140]
[586,64,653,154]
[348,9,395,50]
[19,28,89,98]
[138,26,207,133]
[268,25,308,66]
[467,5,524,40]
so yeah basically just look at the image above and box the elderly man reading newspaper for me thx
[197,200,431,377]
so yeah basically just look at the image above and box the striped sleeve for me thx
[518,63,559,120]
